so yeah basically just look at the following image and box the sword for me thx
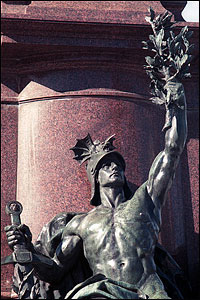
[1,200,53,267]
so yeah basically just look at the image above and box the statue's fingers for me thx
[7,230,22,238]
[18,224,26,230]
[6,230,19,237]
[7,234,20,242]
[18,224,32,241]
[4,225,18,232]
[8,239,19,247]
[18,224,32,235]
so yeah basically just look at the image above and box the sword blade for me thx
[1,253,16,265]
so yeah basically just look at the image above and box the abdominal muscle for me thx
[83,237,156,288]
[79,206,162,293]
[94,255,146,285]
[84,246,166,298]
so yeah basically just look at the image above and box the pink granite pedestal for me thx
[1,1,199,298]
[17,88,164,241]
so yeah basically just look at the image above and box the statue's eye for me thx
[102,162,111,169]
[102,164,108,169]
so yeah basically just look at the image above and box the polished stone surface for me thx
[1,0,199,297]
[1,1,166,24]
[1,104,18,298]
[17,94,164,241]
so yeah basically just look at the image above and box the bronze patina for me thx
[2,8,193,299]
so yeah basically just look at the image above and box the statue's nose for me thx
[111,163,118,170]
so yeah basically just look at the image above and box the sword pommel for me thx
[6,201,23,226]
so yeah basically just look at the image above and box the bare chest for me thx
[79,204,159,255]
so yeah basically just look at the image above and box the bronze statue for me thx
[2,8,193,299]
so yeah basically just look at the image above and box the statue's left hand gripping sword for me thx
[1,200,54,267]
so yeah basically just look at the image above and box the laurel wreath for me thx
[143,7,194,106]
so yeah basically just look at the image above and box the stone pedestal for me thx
[17,87,165,242]
[1,1,199,298]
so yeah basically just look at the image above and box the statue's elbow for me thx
[165,143,183,157]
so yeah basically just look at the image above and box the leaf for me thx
[183,37,190,51]
[164,22,177,31]
[169,40,175,55]
[182,64,190,73]
[145,56,155,65]
[169,60,176,70]
[180,54,188,67]
[142,41,148,46]
[188,55,193,62]
[180,48,184,56]
[187,44,195,54]
[148,72,155,80]
[174,42,181,54]
[155,28,164,49]
[155,14,161,23]
[167,37,171,47]
[174,56,181,69]
[147,69,161,80]
[180,26,188,36]
[142,41,148,49]
[144,65,153,70]
[154,54,163,67]
[151,97,165,105]
[179,54,193,70]
[162,13,172,26]
[170,31,175,39]
[149,34,155,42]
[160,11,169,22]
[145,16,151,23]
[174,28,186,43]
[185,31,193,39]
[183,73,192,78]
[142,40,155,50]
[149,7,155,21]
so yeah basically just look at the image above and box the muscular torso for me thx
[61,182,161,289]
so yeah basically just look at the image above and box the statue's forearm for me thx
[31,234,82,283]
[32,259,63,283]
[162,81,188,156]
[147,83,187,208]
[28,245,64,283]
[164,98,187,156]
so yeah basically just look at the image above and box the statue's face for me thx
[97,155,125,188]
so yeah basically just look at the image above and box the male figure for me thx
[5,81,187,299]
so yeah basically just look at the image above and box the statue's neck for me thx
[99,186,125,208]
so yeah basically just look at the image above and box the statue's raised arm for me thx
[147,80,187,209]
[143,7,193,210]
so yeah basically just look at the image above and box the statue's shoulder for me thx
[126,181,157,214]
[34,211,86,256]
[65,211,89,232]
[48,211,85,234]
[128,181,148,203]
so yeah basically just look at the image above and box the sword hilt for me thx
[5,201,25,251]
[6,200,23,225]
[2,201,54,267]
